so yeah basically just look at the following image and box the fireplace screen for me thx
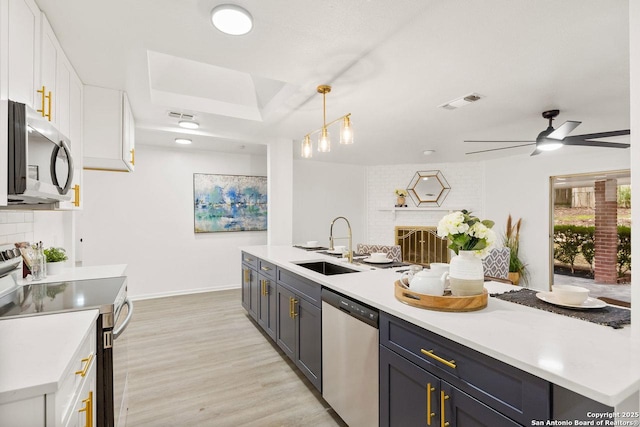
[395,226,451,266]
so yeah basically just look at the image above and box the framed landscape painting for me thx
[194,173,267,233]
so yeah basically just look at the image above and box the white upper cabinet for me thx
[1,1,84,207]
[39,14,61,127]
[7,0,40,109]
[83,85,135,172]
[57,59,83,210]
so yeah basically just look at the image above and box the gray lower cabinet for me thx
[275,281,322,392]
[380,346,519,427]
[380,312,551,426]
[241,253,258,320]
[275,267,322,391]
[257,259,277,339]
[241,255,323,393]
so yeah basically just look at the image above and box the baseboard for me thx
[130,284,241,301]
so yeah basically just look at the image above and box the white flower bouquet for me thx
[437,210,496,258]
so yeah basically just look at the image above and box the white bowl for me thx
[552,285,590,305]
[370,252,388,261]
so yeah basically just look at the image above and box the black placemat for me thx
[490,289,631,329]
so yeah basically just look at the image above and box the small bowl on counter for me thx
[552,285,590,305]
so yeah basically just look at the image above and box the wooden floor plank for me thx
[123,289,347,426]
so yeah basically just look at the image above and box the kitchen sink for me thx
[295,261,360,275]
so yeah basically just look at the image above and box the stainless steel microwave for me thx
[8,100,74,205]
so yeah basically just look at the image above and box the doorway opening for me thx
[550,170,631,306]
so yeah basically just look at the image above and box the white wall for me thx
[292,160,367,248]
[80,145,267,299]
[268,139,293,245]
[484,150,630,291]
[630,0,639,341]
[366,162,485,244]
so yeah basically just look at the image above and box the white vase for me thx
[449,250,485,296]
[46,261,65,276]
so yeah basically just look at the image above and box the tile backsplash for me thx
[0,211,34,245]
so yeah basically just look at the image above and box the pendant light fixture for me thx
[301,85,353,158]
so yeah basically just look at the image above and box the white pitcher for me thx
[401,269,449,295]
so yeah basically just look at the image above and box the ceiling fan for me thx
[465,110,630,156]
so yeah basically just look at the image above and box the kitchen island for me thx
[241,245,640,421]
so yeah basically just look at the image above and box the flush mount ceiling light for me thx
[423,150,435,156]
[178,120,199,129]
[301,85,353,158]
[211,4,253,36]
[175,138,192,145]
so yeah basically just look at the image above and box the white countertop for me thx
[242,245,640,407]
[0,309,98,404]
[18,264,128,286]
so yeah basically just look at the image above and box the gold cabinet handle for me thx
[261,266,272,271]
[244,257,254,262]
[130,148,135,165]
[426,383,435,425]
[79,390,93,427]
[75,353,94,377]
[37,86,46,117]
[292,299,298,317]
[421,349,456,369]
[289,297,293,318]
[73,184,80,207]
[261,280,266,296]
[441,390,449,427]
[244,269,249,283]
[46,91,52,121]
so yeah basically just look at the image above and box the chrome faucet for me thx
[329,216,353,263]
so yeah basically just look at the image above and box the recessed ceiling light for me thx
[175,138,192,145]
[211,5,253,36]
[178,120,199,129]
[423,150,435,155]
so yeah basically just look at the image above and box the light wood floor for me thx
[124,289,347,427]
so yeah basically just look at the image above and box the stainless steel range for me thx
[0,251,132,427]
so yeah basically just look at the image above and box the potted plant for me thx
[43,247,68,275]
[395,189,407,206]
[503,215,529,286]
[437,210,496,296]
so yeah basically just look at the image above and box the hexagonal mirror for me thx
[407,170,451,207]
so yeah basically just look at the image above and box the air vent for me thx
[168,112,195,120]
[438,93,484,110]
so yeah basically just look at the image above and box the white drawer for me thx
[63,359,96,427]
[47,319,96,427]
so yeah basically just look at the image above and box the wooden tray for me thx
[394,280,488,312]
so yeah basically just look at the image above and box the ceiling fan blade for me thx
[464,140,535,143]
[547,120,581,140]
[465,143,535,155]
[563,129,630,141]
[562,139,630,148]
[530,149,541,156]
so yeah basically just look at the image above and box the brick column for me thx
[594,179,618,284]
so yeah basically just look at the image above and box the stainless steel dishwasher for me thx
[322,288,379,427]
